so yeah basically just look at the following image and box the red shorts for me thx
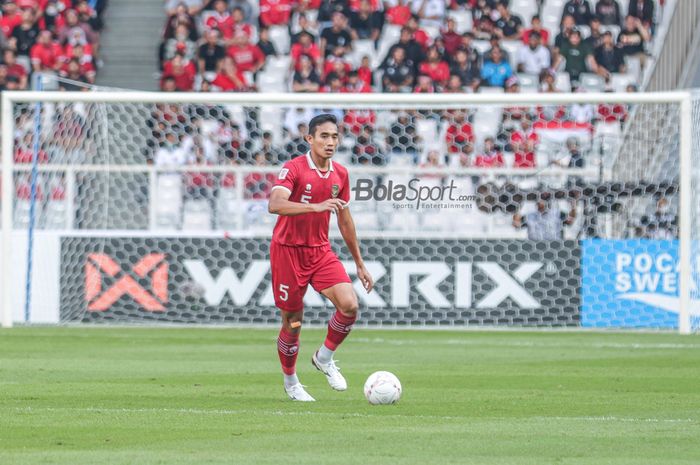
[270,241,352,311]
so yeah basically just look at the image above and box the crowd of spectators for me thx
[159,0,655,94]
[155,0,656,171]
[0,0,107,91]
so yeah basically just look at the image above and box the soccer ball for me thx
[364,371,402,405]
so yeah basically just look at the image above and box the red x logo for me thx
[85,253,168,312]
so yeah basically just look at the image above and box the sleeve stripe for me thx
[270,185,292,195]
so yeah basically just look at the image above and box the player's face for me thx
[306,122,339,159]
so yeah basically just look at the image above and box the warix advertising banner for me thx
[60,237,581,326]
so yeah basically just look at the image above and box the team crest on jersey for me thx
[278,168,289,180]
[331,184,339,198]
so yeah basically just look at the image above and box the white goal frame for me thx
[0,90,694,333]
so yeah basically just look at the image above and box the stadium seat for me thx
[257,72,286,93]
[259,106,284,145]
[422,25,441,40]
[155,174,182,229]
[416,118,439,146]
[473,105,504,143]
[265,55,292,76]
[350,39,376,68]
[182,199,212,230]
[600,25,621,42]
[625,55,643,83]
[479,86,505,94]
[594,121,623,156]
[555,72,571,92]
[216,186,239,230]
[577,25,591,39]
[375,25,402,67]
[500,40,521,69]
[611,73,638,92]
[511,0,538,27]
[268,25,291,54]
[516,73,539,92]
[448,10,473,34]
[472,40,491,56]
[44,199,67,229]
[579,73,605,92]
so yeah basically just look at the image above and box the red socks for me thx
[323,311,357,351]
[277,328,300,375]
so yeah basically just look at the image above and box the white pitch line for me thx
[7,407,697,424]
[350,337,700,350]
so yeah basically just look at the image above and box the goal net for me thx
[1,91,697,332]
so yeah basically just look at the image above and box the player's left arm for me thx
[337,206,373,293]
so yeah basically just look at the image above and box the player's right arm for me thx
[268,188,347,216]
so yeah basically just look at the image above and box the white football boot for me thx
[284,383,316,402]
[312,352,348,391]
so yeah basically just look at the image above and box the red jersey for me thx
[227,44,265,72]
[474,151,504,167]
[0,14,22,38]
[259,0,293,26]
[446,122,474,153]
[30,42,63,70]
[419,61,450,86]
[271,152,351,247]
[212,71,248,91]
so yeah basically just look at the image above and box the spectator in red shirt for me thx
[386,0,412,25]
[321,72,345,93]
[357,55,373,87]
[510,113,539,168]
[227,31,265,73]
[60,43,95,82]
[259,0,293,27]
[59,58,91,91]
[445,109,474,154]
[212,56,249,91]
[292,54,321,92]
[474,137,505,167]
[419,45,450,88]
[161,53,197,91]
[3,49,28,89]
[522,15,550,45]
[441,17,462,56]
[1,1,23,38]
[322,54,351,83]
[205,0,235,41]
[30,30,63,72]
[345,69,372,92]
[413,74,435,93]
[290,31,321,70]
[406,15,430,50]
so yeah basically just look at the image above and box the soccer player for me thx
[268,114,374,401]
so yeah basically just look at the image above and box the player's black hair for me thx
[308,114,338,136]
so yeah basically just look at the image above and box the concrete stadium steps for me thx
[96,0,163,90]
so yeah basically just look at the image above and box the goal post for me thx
[0,90,696,332]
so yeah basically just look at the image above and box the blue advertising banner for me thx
[581,239,700,328]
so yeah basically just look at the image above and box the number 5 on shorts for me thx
[279,284,289,302]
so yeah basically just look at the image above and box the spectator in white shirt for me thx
[516,31,551,75]
[155,131,189,166]
[411,0,447,30]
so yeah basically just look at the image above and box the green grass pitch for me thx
[1,327,699,465]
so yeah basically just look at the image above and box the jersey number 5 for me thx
[279,284,289,302]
